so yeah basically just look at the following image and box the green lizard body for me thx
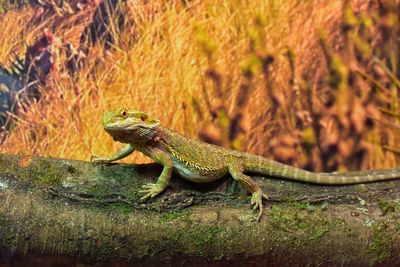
[92,108,400,220]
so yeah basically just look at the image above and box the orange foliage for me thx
[0,0,398,171]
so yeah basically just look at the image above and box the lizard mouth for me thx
[104,121,140,131]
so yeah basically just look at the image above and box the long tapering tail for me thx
[244,154,400,185]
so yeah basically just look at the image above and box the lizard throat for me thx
[105,127,157,143]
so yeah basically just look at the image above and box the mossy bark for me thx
[0,154,399,266]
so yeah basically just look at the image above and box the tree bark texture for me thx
[0,154,399,266]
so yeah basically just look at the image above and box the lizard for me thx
[91,107,400,220]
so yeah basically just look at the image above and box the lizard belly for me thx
[172,159,226,183]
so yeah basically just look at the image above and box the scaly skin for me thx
[92,108,400,220]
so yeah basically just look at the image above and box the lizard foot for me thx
[90,155,112,164]
[139,183,164,201]
[251,190,269,221]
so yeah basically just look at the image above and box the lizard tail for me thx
[243,154,400,185]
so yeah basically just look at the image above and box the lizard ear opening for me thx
[140,113,149,122]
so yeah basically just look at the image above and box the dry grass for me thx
[0,0,399,170]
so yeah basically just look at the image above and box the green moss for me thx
[0,156,19,177]
[0,158,66,187]
[354,184,368,193]
[368,222,393,265]
[161,210,191,221]
[141,222,228,260]
[343,223,358,238]
[189,225,224,247]
[27,159,64,186]
[107,203,134,214]
[269,203,334,243]
[377,199,397,215]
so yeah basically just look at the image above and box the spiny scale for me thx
[169,147,217,172]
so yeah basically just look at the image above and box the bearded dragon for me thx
[91,108,400,220]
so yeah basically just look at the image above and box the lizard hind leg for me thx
[228,164,268,221]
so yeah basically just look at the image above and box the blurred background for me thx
[0,0,399,172]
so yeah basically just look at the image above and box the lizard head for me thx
[102,108,160,143]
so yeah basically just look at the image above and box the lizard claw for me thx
[139,183,164,201]
[251,190,266,221]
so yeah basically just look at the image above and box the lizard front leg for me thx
[228,164,268,221]
[91,144,135,163]
[139,150,173,200]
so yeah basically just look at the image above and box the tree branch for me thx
[0,154,399,266]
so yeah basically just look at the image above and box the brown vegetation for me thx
[0,0,399,171]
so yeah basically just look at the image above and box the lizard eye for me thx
[121,110,127,117]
